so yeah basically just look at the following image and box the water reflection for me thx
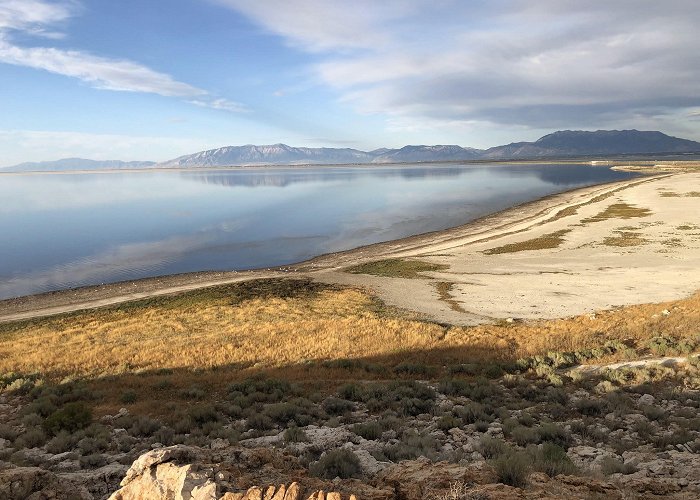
[181,163,630,189]
[0,164,638,299]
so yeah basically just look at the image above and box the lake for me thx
[0,163,638,299]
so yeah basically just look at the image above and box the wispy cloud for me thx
[0,0,243,110]
[220,0,700,136]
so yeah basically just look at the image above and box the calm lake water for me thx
[0,164,637,299]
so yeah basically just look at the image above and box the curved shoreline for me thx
[0,172,670,324]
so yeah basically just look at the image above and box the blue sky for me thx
[1,0,699,166]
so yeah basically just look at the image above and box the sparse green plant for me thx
[310,448,362,479]
[43,402,92,436]
[491,449,530,487]
[352,421,383,440]
[531,443,577,477]
[479,436,508,459]
[284,426,309,443]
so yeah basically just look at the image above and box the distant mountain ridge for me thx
[482,130,700,159]
[4,130,700,171]
[5,158,156,171]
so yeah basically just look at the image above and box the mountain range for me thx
[4,130,700,171]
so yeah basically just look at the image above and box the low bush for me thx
[511,426,539,446]
[479,436,508,459]
[127,416,162,437]
[283,426,309,443]
[43,402,92,436]
[323,397,354,416]
[437,415,461,432]
[384,429,438,461]
[537,423,571,449]
[491,449,530,487]
[46,430,74,453]
[310,449,362,479]
[120,391,137,404]
[531,443,577,477]
[246,413,274,431]
[352,421,383,440]
[14,428,47,449]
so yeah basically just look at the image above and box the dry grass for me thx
[483,229,571,255]
[2,278,699,415]
[659,190,700,198]
[581,203,652,223]
[677,224,700,231]
[602,231,648,247]
[434,282,466,313]
[345,258,448,278]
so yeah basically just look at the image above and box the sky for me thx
[0,0,699,166]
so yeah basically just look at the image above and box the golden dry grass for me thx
[602,231,648,247]
[581,202,652,223]
[482,229,571,255]
[3,278,699,385]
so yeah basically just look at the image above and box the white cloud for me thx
[189,98,248,113]
[210,0,417,52]
[0,0,243,109]
[0,41,206,97]
[221,0,700,139]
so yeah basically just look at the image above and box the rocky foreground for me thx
[2,355,700,499]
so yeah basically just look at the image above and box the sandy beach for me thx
[1,169,699,324]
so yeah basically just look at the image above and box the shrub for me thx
[532,443,576,477]
[537,423,571,449]
[46,430,74,453]
[310,449,362,479]
[246,413,274,431]
[455,402,489,424]
[511,426,539,446]
[384,430,438,462]
[264,402,303,424]
[180,385,206,400]
[120,391,137,404]
[43,403,92,436]
[491,449,530,487]
[128,416,162,437]
[323,397,354,416]
[77,436,109,455]
[353,421,383,440]
[79,453,107,468]
[393,362,436,377]
[0,423,19,441]
[14,428,47,449]
[574,398,607,417]
[437,415,461,432]
[187,405,220,425]
[600,456,637,475]
[479,436,508,459]
[25,397,57,418]
[284,426,309,443]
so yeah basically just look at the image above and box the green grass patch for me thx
[483,229,571,255]
[345,259,448,279]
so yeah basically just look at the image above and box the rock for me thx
[210,439,229,451]
[0,465,93,500]
[118,445,196,486]
[109,461,217,500]
[351,449,389,476]
[638,394,655,406]
[61,463,128,498]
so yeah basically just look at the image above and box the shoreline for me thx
[0,172,667,323]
